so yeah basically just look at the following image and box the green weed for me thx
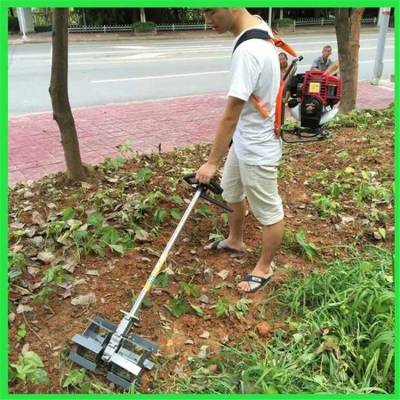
[10,351,49,385]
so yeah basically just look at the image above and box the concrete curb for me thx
[8,26,386,45]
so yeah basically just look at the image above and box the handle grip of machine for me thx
[183,173,232,212]
[183,173,223,195]
[201,193,233,213]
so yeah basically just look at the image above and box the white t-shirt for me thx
[228,21,281,166]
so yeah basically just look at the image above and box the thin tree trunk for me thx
[335,8,365,113]
[49,8,87,181]
[140,8,146,23]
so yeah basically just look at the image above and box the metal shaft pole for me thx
[371,8,391,85]
[268,8,272,27]
[127,188,202,320]
[102,188,202,361]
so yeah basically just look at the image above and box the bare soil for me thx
[8,124,394,393]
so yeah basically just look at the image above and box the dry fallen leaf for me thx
[217,270,229,280]
[27,267,40,276]
[16,304,33,314]
[199,330,210,339]
[316,340,341,359]
[11,244,24,252]
[31,236,44,247]
[220,335,229,343]
[10,222,25,230]
[8,312,16,323]
[61,258,78,273]
[37,251,55,264]
[198,345,208,359]
[203,268,213,283]
[61,288,72,299]
[23,191,34,199]
[86,270,99,276]
[32,211,46,227]
[21,343,30,354]
[135,230,150,242]
[340,215,355,224]
[81,182,92,190]
[28,282,43,292]
[199,295,210,304]
[71,292,96,306]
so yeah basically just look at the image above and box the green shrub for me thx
[272,18,294,28]
[34,25,52,32]
[132,21,157,33]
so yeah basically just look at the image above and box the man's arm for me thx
[195,96,245,184]
[311,57,320,70]
[325,60,339,75]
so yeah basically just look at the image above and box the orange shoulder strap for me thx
[271,34,297,58]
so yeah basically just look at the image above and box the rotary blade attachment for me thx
[107,333,159,390]
[69,315,116,372]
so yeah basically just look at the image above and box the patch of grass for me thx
[326,105,394,131]
[282,229,319,261]
[162,246,393,394]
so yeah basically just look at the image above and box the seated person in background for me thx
[278,52,289,80]
[311,45,335,71]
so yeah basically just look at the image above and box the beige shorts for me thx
[221,147,284,226]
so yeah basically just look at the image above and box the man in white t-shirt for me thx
[196,8,284,293]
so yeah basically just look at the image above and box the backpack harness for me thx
[232,29,297,137]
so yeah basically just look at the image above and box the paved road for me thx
[8,29,395,115]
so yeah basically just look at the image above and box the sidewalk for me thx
[8,81,394,187]
[8,25,383,45]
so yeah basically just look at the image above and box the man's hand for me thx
[196,162,217,184]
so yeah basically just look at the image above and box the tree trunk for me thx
[140,8,146,23]
[335,8,365,113]
[49,8,87,181]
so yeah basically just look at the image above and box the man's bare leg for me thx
[205,199,246,251]
[237,218,284,292]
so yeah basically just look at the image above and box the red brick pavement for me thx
[8,80,394,186]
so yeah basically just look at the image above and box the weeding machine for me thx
[69,174,232,390]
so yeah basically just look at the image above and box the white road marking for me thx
[91,70,230,83]
[70,55,230,65]
[71,45,393,66]
[91,57,394,84]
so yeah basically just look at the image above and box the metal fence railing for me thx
[61,17,381,34]
[68,22,210,33]
[294,17,377,27]
[68,24,133,33]
[156,23,210,31]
